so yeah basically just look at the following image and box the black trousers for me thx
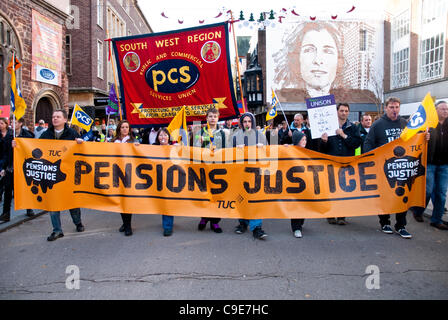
[2,170,13,217]
[379,212,407,230]
[121,213,132,227]
[291,219,305,231]
[200,217,221,224]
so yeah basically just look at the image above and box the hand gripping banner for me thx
[14,133,426,219]
[111,22,239,127]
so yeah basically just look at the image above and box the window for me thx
[391,10,410,89]
[107,6,126,84]
[419,0,446,82]
[422,0,447,25]
[392,11,410,41]
[65,35,72,75]
[359,29,367,51]
[97,40,103,79]
[420,33,445,81]
[392,48,409,88]
[97,0,103,28]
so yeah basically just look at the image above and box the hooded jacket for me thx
[232,112,267,147]
[363,113,407,152]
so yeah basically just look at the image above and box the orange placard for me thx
[14,133,426,219]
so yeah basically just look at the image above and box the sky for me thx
[138,0,385,34]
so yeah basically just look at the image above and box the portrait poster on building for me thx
[266,19,383,105]
[31,10,62,87]
[306,95,339,139]
[112,22,239,127]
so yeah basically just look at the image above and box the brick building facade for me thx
[384,0,448,115]
[67,0,152,122]
[0,0,70,128]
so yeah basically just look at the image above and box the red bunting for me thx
[347,6,356,13]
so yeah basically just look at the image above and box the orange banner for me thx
[14,133,426,219]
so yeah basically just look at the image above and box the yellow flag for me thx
[266,89,278,121]
[167,106,188,143]
[10,57,26,120]
[70,104,94,132]
[400,92,439,141]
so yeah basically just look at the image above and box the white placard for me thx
[306,95,339,139]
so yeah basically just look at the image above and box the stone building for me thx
[0,0,71,127]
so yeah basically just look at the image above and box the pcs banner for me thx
[112,22,239,127]
[14,134,426,219]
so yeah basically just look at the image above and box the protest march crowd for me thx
[0,97,447,242]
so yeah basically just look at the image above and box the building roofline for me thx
[134,0,153,33]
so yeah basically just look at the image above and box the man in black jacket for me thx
[39,109,85,241]
[0,118,35,223]
[412,101,448,230]
[364,97,411,239]
[319,103,361,225]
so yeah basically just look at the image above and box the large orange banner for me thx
[14,133,426,219]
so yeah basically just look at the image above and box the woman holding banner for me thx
[152,128,176,237]
[113,120,140,236]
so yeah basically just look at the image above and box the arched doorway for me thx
[35,97,54,125]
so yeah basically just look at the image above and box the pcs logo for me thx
[22,148,67,202]
[383,146,425,203]
[145,59,200,93]
[75,110,93,126]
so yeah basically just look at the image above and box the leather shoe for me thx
[47,232,64,241]
[76,223,85,232]
[413,213,424,222]
[327,218,337,224]
[0,213,10,223]
[198,218,208,231]
[163,229,173,237]
[119,224,125,232]
[124,227,133,236]
[430,222,448,230]
[211,223,223,233]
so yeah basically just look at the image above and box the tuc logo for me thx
[22,148,67,202]
[145,59,200,93]
[383,146,425,203]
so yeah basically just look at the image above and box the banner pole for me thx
[230,11,246,114]
[274,89,290,128]
[12,51,16,138]
[105,113,111,142]
[106,30,123,121]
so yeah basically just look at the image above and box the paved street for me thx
[1,208,447,300]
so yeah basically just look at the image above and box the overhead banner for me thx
[112,22,239,127]
[14,133,426,219]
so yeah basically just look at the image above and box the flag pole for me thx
[106,30,123,121]
[12,51,16,138]
[230,11,246,113]
[105,113,111,142]
[274,89,290,128]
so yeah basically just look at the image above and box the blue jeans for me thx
[239,219,262,231]
[414,164,448,224]
[425,164,448,224]
[162,215,173,231]
[49,208,82,233]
